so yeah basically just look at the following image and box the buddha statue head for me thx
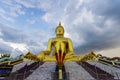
[55,22,64,37]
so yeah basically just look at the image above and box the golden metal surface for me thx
[24,22,98,66]
[59,68,63,80]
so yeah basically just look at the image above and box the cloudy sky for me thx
[0,0,120,58]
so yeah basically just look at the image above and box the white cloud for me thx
[0,38,27,53]
[26,19,36,24]
[39,0,120,56]
[0,38,13,53]
[0,29,3,36]
[10,48,25,58]
[9,4,25,17]
[15,0,52,11]
[97,47,120,58]
[0,7,14,22]
[37,0,52,11]
[0,0,25,22]
[0,0,120,57]
[0,24,48,56]
[0,13,14,22]
[15,0,35,8]
[9,42,27,52]
[0,8,6,14]
[42,12,56,23]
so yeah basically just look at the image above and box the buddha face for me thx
[56,27,64,35]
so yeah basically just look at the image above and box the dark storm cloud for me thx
[0,24,28,43]
[75,36,120,53]
[0,24,48,44]
[87,0,120,20]
[0,24,48,54]
[62,0,120,54]
[73,19,120,53]
[0,0,120,55]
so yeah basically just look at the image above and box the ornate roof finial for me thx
[59,21,61,26]
[56,21,64,30]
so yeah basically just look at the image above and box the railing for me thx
[112,72,120,80]
[4,62,43,80]
[78,62,120,80]
[0,59,23,65]
[10,59,23,65]
[0,61,10,65]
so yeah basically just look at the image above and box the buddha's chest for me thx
[52,38,68,53]
[52,38,68,46]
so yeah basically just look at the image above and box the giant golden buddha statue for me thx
[24,22,97,66]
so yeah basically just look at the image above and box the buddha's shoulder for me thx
[48,38,55,41]
[51,37,71,40]
[64,37,71,41]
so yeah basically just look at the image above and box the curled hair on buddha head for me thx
[55,22,64,34]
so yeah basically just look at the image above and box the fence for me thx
[78,62,120,80]
[4,62,43,80]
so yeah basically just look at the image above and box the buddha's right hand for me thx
[24,52,40,61]
[24,52,33,59]
[37,52,45,61]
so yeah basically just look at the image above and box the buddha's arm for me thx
[24,39,52,61]
[35,39,53,61]
[67,38,74,55]
[64,38,75,61]
[45,39,52,55]
[65,39,98,61]
[79,52,98,62]
[24,52,40,61]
